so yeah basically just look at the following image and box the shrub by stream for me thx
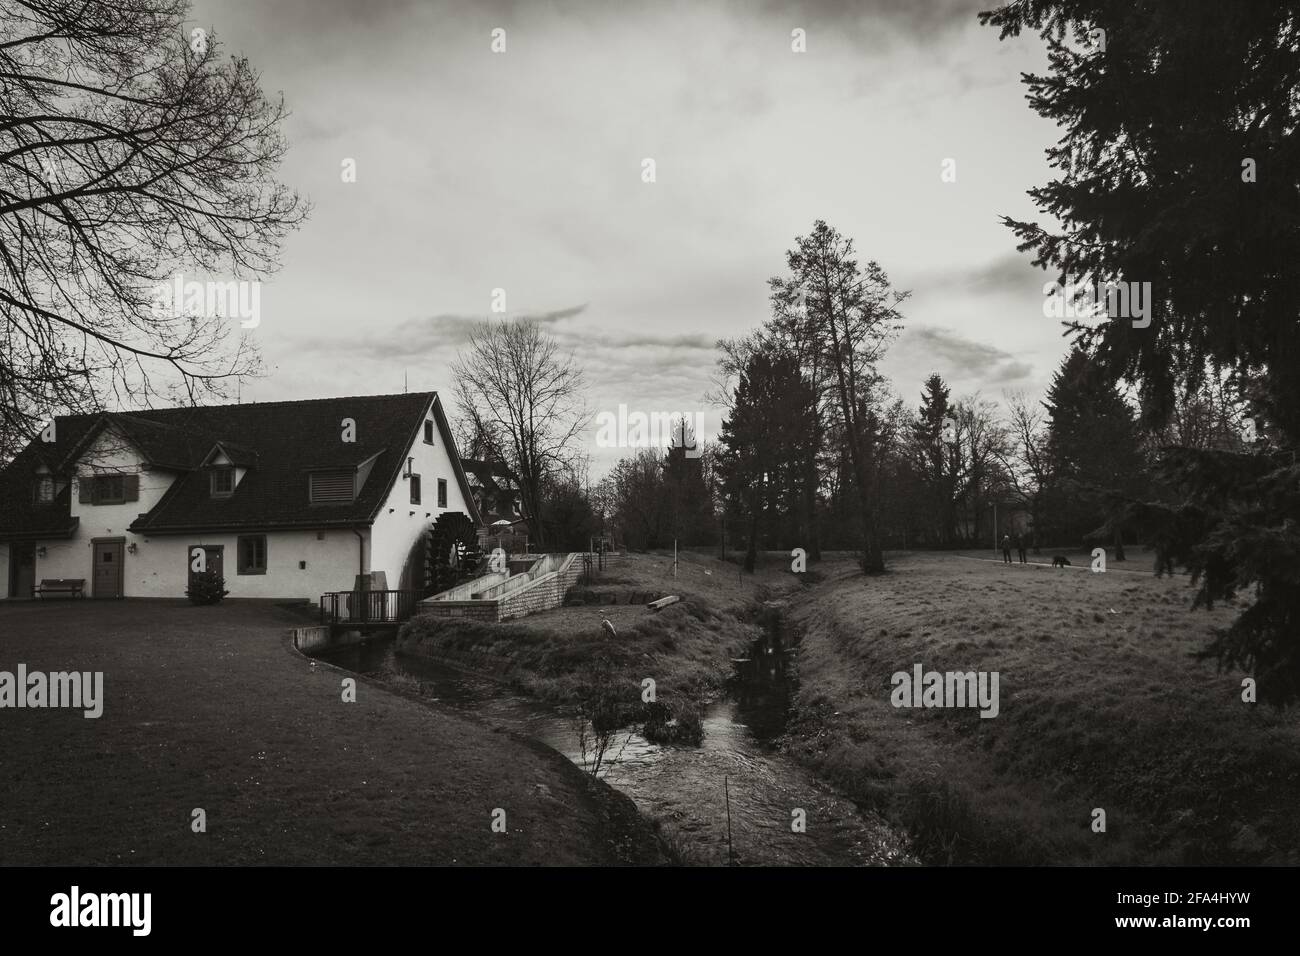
[640,700,704,746]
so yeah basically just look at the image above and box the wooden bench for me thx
[34,578,86,599]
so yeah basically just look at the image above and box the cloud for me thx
[914,252,1046,298]
[743,0,988,49]
[295,304,590,359]
[279,308,720,422]
[553,327,716,354]
[897,325,1033,386]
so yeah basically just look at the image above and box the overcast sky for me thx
[191,0,1063,473]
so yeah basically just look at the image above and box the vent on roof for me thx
[310,470,355,504]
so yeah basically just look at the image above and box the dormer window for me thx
[423,420,434,444]
[210,467,235,498]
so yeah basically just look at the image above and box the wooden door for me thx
[9,542,35,598]
[92,540,124,598]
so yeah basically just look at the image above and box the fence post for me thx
[725,775,734,866]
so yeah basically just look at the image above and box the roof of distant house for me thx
[0,392,484,538]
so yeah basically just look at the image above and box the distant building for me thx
[460,457,530,551]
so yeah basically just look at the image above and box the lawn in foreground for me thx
[785,551,1300,865]
[0,600,662,865]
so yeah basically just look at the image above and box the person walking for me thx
[1000,533,1012,564]
[1015,532,1027,564]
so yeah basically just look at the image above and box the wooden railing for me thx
[319,589,421,626]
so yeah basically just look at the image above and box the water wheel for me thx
[424,511,483,597]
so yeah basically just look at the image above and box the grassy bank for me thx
[783,550,1300,865]
[0,600,665,865]
[397,551,798,721]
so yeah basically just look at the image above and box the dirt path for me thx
[0,600,664,865]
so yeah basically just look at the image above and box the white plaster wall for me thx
[368,399,473,590]
[35,528,365,600]
[133,529,364,599]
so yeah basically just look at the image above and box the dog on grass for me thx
[1051,555,1071,568]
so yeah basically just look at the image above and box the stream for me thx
[312,623,912,866]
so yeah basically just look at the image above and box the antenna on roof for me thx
[404,369,408,394]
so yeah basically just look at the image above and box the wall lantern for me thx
[403,457,414,479]
[36,546,47,558]
[127,542,138,554]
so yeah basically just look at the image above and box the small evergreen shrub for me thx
[186,570,229,605]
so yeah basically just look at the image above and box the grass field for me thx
[784,549,1300,865]
[0,600,664,865]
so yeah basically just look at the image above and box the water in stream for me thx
[313,634,912,866]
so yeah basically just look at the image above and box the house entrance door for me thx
[92,540,124,598]
[8,542,35,598]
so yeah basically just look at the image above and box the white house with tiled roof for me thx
[0,393,483,602]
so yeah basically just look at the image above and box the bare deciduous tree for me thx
[949,395,1012,545]
[451,319,588,549]
[998,389,1052,546]
[0,0,307,457]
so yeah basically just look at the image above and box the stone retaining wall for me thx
[417,551,620,623]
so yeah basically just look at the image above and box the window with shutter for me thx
[309,470,355,503]
[92,474,125,504]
